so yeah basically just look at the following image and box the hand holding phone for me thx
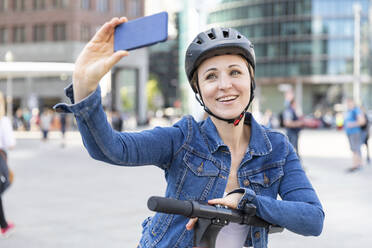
[114,12,168,51]
[73,17,129,102]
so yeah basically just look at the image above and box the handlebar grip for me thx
[147,196,193,217]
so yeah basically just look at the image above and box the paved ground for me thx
[1,127,372,248]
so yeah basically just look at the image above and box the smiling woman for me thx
[54,19,324,248]
[197,55,252,120]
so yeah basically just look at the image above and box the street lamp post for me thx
[353,3,361,105]
[5,51,14,120]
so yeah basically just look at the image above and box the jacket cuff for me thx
[237,187,257,210]
[53,83,101,116]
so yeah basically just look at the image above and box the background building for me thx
[207,0,372,116]
[0,0,148,125]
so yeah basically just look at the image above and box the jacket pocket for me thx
[246,164,284,196]
[248,166,284,187]
[179,152,219,200]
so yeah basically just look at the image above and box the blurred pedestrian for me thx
[30,108,40,131]
[262,109,274,128]
[283,99,304,155]
[335,112,344,130]
[0,91,16,237]
[13,108,26,131]
[111,108,123,131]
[60,113,67,147]
[344,98,366,172]
[39,108,53,141]
[22,108,31,131]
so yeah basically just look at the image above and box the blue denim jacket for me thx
[55,84,324,248]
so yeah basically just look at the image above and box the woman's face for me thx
[197,54,251,120]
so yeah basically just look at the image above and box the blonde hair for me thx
[0,91,5,118]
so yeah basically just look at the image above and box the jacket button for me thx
[243,179,250,186]
[264,174,270,184]
[197,162,204,173]
[254,231,260,239]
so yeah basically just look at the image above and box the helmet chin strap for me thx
[195,82,254,126]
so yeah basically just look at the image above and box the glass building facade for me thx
[207,0,372,115]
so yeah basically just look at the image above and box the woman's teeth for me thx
[218,96,237,102]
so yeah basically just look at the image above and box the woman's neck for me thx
[210,116,250,152]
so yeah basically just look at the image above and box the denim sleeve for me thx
[237,144,325,236]
[54,84,184,169]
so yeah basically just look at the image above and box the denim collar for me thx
[200,113,272,156]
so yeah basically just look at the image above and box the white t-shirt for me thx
[215,192,250,248]
[215,222,250,248]
[0,116,16,150]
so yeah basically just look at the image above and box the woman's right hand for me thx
[73,17,130,103]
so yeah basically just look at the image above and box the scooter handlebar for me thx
[147,196,193,217]
[147,196,272,228]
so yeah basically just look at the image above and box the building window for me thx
[33,0,45,10]
[80,24,91,41]
[0,27,8,43]
[33,24,46,42]
[113,0,125,14]
[97,0,108,12]
[81,0,90,10]
[129,0,141,16]
[13,26,26,43]
[14,0,25,11]
[0,0,9,12]
[53,0,69,8]
[53,23,66,41]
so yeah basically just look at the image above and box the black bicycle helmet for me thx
[185,27,256,126]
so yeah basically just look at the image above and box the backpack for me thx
[361,112,369,130]
[0,150,10,194]
[279,111,284,128]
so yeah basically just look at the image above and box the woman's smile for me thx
[216,95,239,106]
[217,95,238,103]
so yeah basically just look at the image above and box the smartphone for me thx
[114,12,168,51]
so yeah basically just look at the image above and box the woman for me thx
[55,17,324,248]
[0,91,16,238]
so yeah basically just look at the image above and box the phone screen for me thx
[114,12,168,51]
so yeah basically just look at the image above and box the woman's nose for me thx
[218,73,232,89]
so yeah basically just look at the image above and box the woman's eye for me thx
[206,73,217,80]
[231,70,241,76]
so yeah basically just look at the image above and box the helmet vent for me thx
[222,30,229,38]
[207,32,216,40]
[196,39,202,44]
[237,34,242,39]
